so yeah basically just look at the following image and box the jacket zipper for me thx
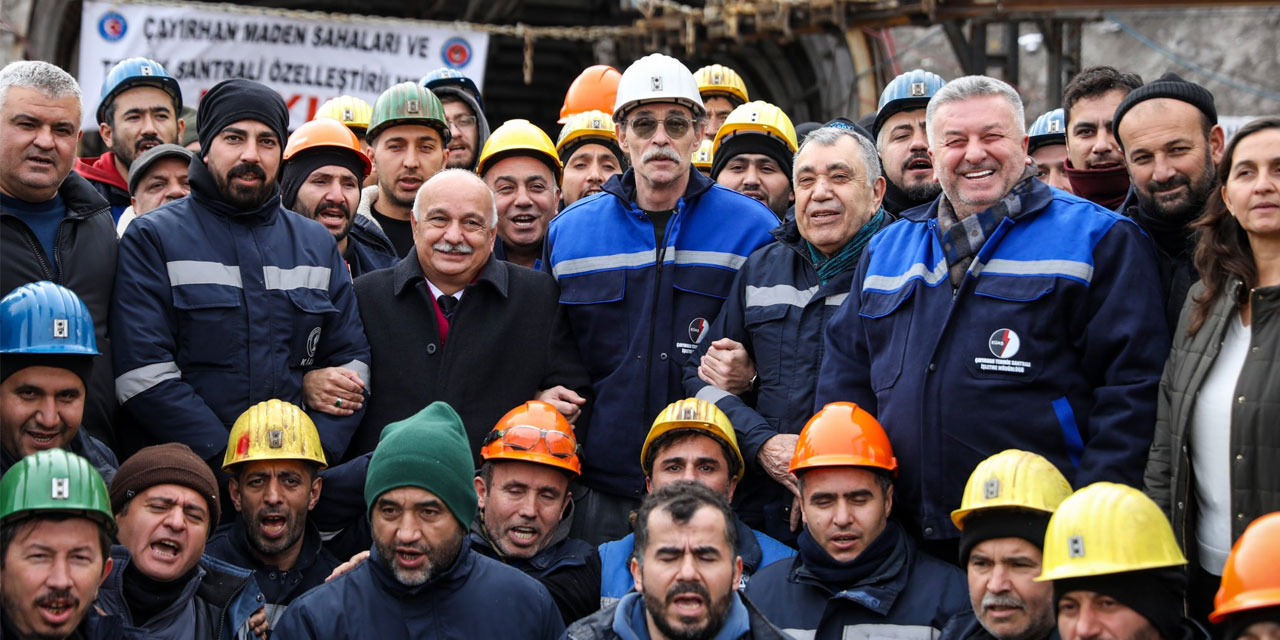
[640,203,679,465]
[4,216,57,281]
[215,575,252,640]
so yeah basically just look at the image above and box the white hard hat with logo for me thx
[612,53,705,122]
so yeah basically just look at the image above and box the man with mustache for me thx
[75,57,184,222]
[711,100,796,219]
[872,69,947,215]
[98,442,266,638]
[205,400,339,632]
[111,77,372,472]
[943,450,1072,640]
[684,125,890,546]
[544,53,777,546]
[0,449,123,640]
[1062,66,1143,209]
[746,403,970,637]
[1,61,118,451]
[346,169,590,460]
[423,68,491,172]
[1114,73,1226,332]
[281,117,395,279]
[357,82,452,258]
[274,402,565,639]
[816,76,1168,561]
[115,143,192,236]
[478,119,563,270]
[556,110,625,208]
[567,482,791,640]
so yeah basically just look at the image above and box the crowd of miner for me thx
[0,45,1277,640]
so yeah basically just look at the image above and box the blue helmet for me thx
[420,68,484,111]
[0,282,97,356]
[872,69,946,139]
[97,57,183,125]
[1028,108,1067,153]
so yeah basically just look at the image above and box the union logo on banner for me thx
[441,37,471,68]
[98,11,127,41]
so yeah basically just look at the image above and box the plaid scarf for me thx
[935,166,1038,287]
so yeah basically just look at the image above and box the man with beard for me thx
[942,450,1073,640]
[816,76,1168,558]
[1062,66,1143,209]
[746,403,970,638]
[98,442,266,638]
[0,449,122,640]
[205,400,338,631]
[75,57,184,222]
[478,119,562,270]
[281,117,396,278]
[116,143,192,236]
[544,54,777,546]
[556,110,625,208]
[1,282,117,482]
[274,402,565,639]
[1114,72,1225,331]
[872,69,946,214]
[566,482,791,640]
[473,401,600,623]
[112,77,372,470]
[423,68,491,172]
[1,61,117,451]
[711,100,796,219]
[684,125,890,545]
[357,82,451,257]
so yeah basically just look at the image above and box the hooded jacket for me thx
[430,86,491,171]
[542,168,778,498]
[564,591,792,640]
[273,538,565,639]
[73,152,131,222]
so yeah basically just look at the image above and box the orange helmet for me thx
[1211,512,1280,624]
[284,117,372,176]
[558,65,622,124]
[790,402,897,475]
[480,401,581,476]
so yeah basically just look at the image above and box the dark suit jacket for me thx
[348,253,592,463]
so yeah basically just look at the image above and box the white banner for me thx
[78,0,489,130]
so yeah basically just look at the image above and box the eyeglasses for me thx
[447,115,478,129]
[482,425,578,458]
[623,115,695,140]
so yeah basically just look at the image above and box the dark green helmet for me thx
[0,449,116,534]
[368,82,450,145]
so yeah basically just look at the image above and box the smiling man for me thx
[747,403,969,638]
[274,402,565,639]
[478,119,563,270]
[816,76,1168,557]
[97,442,265,638]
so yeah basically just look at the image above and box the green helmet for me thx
[0,449,116,535]
[368,82,450,145]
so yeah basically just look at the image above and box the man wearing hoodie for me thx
[1062,66,1143,210]
[423,68,491,172]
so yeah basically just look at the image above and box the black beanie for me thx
[710,132,794,184]
[558,137,627,170]
[1054,568,1188,640]
[1113,72,1217,148]
[280,148,367,211]
[958,509,1053,564]
[1,353,94,389]
[197,78,290,157]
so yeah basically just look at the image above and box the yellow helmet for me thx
[712,100,799,156]
[223,400,328,471]
[641,399,744,480]
[695,64,749,105]
[314,96,374,136]
[476,118,563,182]
[1036,482,1186,583]
[692,139,714,171]
[556,110,617,157]
[951,450,1073,529]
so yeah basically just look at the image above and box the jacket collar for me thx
[391,252,509,299]
[611,591,752,640]
[226,518,327,573]
[57,172,113,221]
[469,498,589,572]
[365,536,475,598]
[107,545,206,628]
[187,154,282,223]
[602,164,716,209]
[348,213,396,255]
[791,522,913,615]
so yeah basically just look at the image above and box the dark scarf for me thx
[806,208,887,284]
[1129,196,1196,259]
[122,562,199,625]
[1064,161,1130,210]
[797,519,903,589]
[881,176,937,215]
[188,154,282,221]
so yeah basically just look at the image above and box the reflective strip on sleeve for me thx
[116,361,182,403]
[695,385,733,404]
[263,265,332,291]
[166,261,243,288]
[824,293,849,306]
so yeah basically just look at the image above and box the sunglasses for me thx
[624,115,696,140]
[482,425,578,458]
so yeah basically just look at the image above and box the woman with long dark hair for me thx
[1145,116,1280,619]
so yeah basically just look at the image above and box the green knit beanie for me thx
[364,402,477,527]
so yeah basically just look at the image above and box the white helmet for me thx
[612,53,705,122]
